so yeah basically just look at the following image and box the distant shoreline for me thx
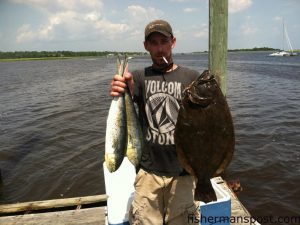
[0,51,145,62]
[1,48,299,61]
[194,47,300,54]
[0,57,75,62]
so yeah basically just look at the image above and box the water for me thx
[0,52,299,222]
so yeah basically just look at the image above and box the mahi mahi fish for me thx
[105,55,143,172]
[174,70,235,203]
[105,56,128,172]
[124,84,143,167]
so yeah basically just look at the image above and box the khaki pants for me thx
[129,168,200,225]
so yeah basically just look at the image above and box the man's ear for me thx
[144,41,149,51]
[171,37,176,49]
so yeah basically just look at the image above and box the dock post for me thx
[209,0,228,96]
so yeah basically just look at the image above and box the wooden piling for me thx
[209,0,228,96]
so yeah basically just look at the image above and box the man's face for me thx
[144,32,176,68]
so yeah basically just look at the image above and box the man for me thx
[110,20,200,225]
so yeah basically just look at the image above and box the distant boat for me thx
[269,19,297,57]
[106,53,115,58]
[269,51,294,57]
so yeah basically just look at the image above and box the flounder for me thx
[174,70,235,203]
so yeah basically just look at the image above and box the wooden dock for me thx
[0,177,257,225]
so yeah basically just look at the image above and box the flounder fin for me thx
[198,70,214,81]
[186,70,214,106]
[188,91,212,106]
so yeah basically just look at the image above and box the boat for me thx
[269,19,297,57]
[269,51,294,57]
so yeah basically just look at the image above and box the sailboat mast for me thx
[284,24,294,54]
[282,18,285,51]
[268,18,297,57]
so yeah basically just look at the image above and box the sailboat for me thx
[269,19,297,57]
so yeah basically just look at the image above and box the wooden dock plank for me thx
[212,177,256,225]
[0,195,108,214]
[0,177,257,225]
[0,207,106,225]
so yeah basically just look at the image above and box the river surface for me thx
[0,52,299,223]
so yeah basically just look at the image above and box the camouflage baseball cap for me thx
[144,20,173,40]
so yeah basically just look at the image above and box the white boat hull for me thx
[269,51,298,57]
[269,51,291,57]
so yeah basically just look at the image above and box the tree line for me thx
[228,47,277,52]
[0,51,144,59]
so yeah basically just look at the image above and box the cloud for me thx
[169,0,188,2]
[229,0,252,13]
[16,24,35,43]
[241,24,258,35]
[127,5,163,22]
[14,0,135,43]
[193,23,208,38]
[183,8,198,13]
[194,30,207,38]
[94,20,130,39]
[239,16,258,36]
[273,16,283,21]
[14,1,165,44]
[17,11,78,42]
[16,13,65,43]
[126,5,164,39]
[11,0,103,13]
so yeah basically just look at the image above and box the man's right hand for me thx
[110,70,134,97]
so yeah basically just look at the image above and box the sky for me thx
[0,0,299,53]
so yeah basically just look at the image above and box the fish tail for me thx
[194,179,217,203]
